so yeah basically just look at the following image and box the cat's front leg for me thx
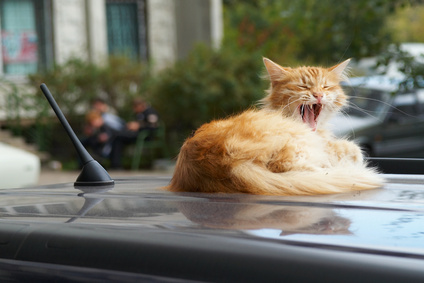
[327,139,364,165]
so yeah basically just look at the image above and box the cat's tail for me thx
[231,161,383,196]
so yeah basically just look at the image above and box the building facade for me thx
[0,0,223,77]
[0,0,222,121]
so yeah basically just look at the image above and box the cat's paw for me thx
[328,140,363,164]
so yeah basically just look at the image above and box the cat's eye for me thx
[322,85,331,89]
[298,85,309,90]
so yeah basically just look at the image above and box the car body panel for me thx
[0,174,424,281]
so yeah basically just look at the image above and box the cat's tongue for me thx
[301,104,322,131]
[302,106,316,130]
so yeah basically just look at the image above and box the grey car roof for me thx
[1,173,424,281]
[1,174,423,256]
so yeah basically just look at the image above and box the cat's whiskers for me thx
[349,96,416,119]
[278,96,304,117]
[330,98,385,139]
[336,108,359,139]
[344,100,383,120]
[324,99,341,112]
[291,99,307,120]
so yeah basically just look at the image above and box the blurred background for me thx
[1,0,424,187]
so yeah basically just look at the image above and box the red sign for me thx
[1,31,38,63]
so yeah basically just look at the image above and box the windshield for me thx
[343,87,391,118]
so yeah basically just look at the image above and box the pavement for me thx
[38,168,173,186]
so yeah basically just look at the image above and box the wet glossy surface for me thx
[1,174,423,257]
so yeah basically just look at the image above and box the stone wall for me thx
[147,0,178,72]
[52,0,108,65]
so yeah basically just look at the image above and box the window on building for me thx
[106,0,148,60]
[0,0,52,76]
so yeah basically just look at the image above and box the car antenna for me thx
[40,83,114,187]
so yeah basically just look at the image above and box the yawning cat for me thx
[165,58,383,195]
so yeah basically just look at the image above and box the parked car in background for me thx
[0,143,40,189]
[330,76,424,157]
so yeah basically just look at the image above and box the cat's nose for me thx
[313,93,323,103]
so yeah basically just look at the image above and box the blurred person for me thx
[91,98,125,131]
[82,110,121,168]
[110,98,160,168]
[126,98,159,136]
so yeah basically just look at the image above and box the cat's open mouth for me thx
[299,103,323,131]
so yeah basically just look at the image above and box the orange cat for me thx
[166,58,383,195]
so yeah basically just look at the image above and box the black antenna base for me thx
[75,160,115,187]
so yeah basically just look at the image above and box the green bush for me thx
[28,56,153,121]
[149,45,267,153]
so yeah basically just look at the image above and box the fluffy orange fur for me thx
[165,58,383,196]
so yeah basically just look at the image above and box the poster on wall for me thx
[1,31,38,64]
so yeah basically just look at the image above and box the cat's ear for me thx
[263,58,288,81]
[329,59,351,81]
